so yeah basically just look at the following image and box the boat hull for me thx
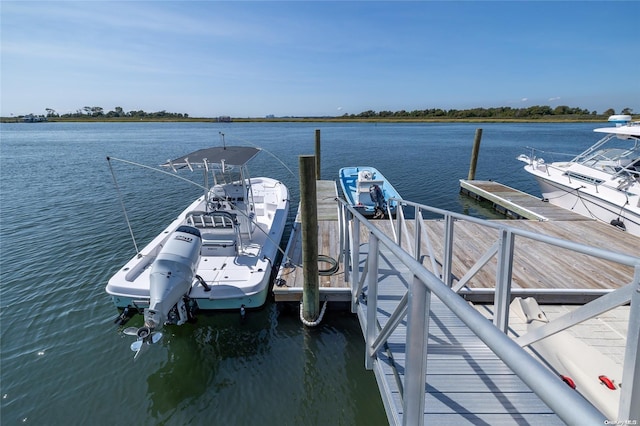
[193,285,270,310]
[106,176,289,312]
[110,284,270,311]
[532,174,640,236]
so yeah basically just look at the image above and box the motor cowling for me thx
[145,226,201,328]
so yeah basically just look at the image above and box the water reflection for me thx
[145,307,273,421]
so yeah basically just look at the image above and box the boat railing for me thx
[519,148,590,185]
[522,146,575,163]
[337,197,639,425]
[186,210,235,229]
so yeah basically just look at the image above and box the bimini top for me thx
[593,122,640,137]
[162,146,261,169]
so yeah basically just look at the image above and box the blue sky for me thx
[2,1,638,118]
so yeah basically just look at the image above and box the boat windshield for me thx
[573,133,640,176]
[212,163,245,186]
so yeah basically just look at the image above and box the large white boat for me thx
[106,146,289,357]
[518,116,640,237]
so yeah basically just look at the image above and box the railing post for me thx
[403,276,430,426]
[442,214,454,286]
[494,229,515,333]
[414,205,422,262]
[351,215,361,313]
[341,204,349,282]
[396,201,403,246]
[365,233,379,370]
[618,266,640,421]
[315,129,321,180]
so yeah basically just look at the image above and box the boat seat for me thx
[200,233,237,256]
[357,179,384,192]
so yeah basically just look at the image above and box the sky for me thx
[1,1,639,118]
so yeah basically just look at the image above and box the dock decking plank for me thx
[373,219,636,291]
[460,180,589,221]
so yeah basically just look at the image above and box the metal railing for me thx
[337,197,640,426]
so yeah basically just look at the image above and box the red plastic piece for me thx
[598,375,616,390]
[561,375,576,389]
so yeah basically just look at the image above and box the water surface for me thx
[0,121,598,424]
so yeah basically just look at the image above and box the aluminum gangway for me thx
[336,198,640,426]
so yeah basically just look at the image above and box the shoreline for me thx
[2,116,635,124]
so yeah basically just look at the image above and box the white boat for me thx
[106,146,289,357]
[339,166,402,218]
[518,115,640,237]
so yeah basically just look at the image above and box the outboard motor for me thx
[145,225,202,329]
[369,184,386,218]
[123,225,202,360]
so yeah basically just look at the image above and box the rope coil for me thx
[299,300,328,327]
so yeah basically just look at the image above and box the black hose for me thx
[318,255,339,276]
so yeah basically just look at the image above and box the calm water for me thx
[0,121,598,425]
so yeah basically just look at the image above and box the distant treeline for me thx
[44,106,188,119]
[5,104,635,122]
[341,105,634,120]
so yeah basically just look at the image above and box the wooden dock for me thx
[460,179,588,221]
[384,219,637,291]
[273,180,351,302]
[274,183,637,303]
[273,179,638,425]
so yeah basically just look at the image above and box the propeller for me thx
[122,325,163,360]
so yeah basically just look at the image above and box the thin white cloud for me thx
[1,2,638,117]
[3,2,263,40]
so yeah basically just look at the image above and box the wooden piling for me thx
[467,128,483,180]
[315,129,321,180]
[299,155,319,320]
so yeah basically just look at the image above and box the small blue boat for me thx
[339,166,402,218]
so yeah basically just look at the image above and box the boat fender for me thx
[560,375,576,389]
[598,375,616,390]
[610,219,626,231]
